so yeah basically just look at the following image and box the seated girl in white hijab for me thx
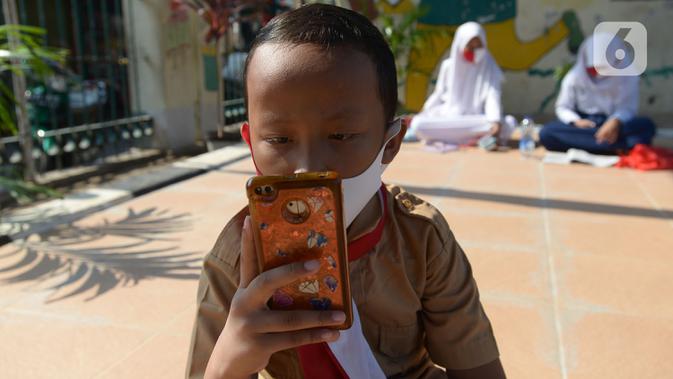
[540,34,656,154]
[406,22,513,146]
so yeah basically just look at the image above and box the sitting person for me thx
[539,34,656,155]
[406,22,514,146]
[186,5,505,379]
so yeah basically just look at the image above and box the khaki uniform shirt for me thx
[186,184,499,378]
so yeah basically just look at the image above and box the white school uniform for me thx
[410,22,505,144]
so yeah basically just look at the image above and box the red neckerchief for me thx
[296,185,388,379]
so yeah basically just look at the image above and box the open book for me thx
[543,148,620,168]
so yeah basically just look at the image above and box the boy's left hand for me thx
[595,118,621,144]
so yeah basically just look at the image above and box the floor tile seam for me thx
[628,171,673,229]
[539,164,569,379]
[557,300,673,320]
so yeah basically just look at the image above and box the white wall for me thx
[124,0,219,152]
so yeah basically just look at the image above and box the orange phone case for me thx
[246,172,353,329]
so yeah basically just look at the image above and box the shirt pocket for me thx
[377,322,423,359]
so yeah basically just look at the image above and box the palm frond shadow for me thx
[0,207,201,303]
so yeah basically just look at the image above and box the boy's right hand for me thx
[204,216,344,379]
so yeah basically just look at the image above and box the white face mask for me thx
[473,48,486,64]
[342,119,401,227]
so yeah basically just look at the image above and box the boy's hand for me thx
[204,216,344,379]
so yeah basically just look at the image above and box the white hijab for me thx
[424,22,503,116]
[565,33,638,94]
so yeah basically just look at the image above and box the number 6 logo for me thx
[606,28,635,69]
[594,22,647,76]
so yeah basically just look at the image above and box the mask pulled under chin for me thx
[241,119,403,227]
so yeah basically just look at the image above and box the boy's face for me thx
[245,43,405,178]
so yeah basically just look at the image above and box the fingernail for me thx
[332,312,346,323]
[243,215,250,230]
[321,330,339,341]
[304,260,320,271]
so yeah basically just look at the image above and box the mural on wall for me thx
[358,0,585,111]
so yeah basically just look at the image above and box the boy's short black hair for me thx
[244,4,398,124]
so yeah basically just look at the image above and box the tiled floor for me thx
[1,142,672,378]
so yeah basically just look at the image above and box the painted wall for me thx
[123,0,219,152]
[373,0,673,122]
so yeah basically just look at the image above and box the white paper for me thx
[543,148,619,168]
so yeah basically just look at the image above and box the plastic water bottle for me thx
[519,117,535,158]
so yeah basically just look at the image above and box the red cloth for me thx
[297,185,388,379]
[616,144,673,171]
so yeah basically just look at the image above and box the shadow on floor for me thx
[0,207,201,303]
[402,185,673,220]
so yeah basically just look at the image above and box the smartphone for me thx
[246,171,353,329]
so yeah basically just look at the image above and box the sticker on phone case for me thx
[272,290,293,307]
[309,297,332,310]
[307,230,328,249]
[312,186,329,197]
[282,199,310,224]
[275,249,288,258]
[326,255,337,269]
[298,280,319,294]
[324,210,334,223]
[308,196,323,212]
[259,222,268,230]
[324,276,338,292]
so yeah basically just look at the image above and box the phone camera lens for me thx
[265,186,272,194]
[254,187,262,195]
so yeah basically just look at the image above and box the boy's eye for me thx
[329,133,358,141]
[264,136,290,144]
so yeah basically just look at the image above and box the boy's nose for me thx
[293,163,328,174]
[293,149,328,174]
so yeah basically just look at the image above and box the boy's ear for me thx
[382,118,407,165]
[241,122,263,176]
[241,122,252,148]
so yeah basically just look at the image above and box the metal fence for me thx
[0,0,154,175]
[0,115,154,172]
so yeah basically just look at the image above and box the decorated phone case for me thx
[246,172,353,329]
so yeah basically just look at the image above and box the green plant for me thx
[1,25,66,204]
[0,24,67,136]
[376,5,448,112]
[0,169,61,206]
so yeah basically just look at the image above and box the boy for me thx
[187,4,504,379]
